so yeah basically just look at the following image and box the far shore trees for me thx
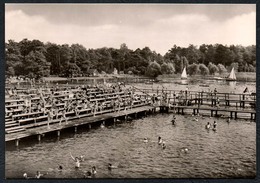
[5,39,256,78]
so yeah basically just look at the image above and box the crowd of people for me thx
[5,83,150,131]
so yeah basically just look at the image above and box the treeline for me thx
[5,39,256,79]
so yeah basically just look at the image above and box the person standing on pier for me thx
[47,110,53,129]
[59,110,67,125]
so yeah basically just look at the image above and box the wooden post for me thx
[15,139,19,147]
[230,112,233,119]
[75,126,77,133]
[211,110,213,117]
[57,130,60,137]
[235,112,237,119]
[88,124,91,129]
[135,113,137,119]
[37,134,41,142]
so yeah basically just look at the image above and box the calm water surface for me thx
[5,80,256,178]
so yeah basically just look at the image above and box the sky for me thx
[5,4,256,54]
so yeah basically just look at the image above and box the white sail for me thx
[181,67,187,79]
[228,67,236,80]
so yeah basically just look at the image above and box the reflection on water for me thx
[5,80,256,179]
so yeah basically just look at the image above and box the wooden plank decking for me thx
[6,105,154,142]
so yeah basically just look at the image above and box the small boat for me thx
[226,67,236,81]
[181,67,187,79]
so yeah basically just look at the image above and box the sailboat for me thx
[226,67,236,81]
[181,67,187,79]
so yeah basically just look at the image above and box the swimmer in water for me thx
[227,117,231,123]
[100,122,105,128]
[70,152,82,168]
[23,173,29,179]
[213,121,217,130]
[172,117,176,125]
[108,163,117,171]
[144,138,148,143]
[158,136,163,145]
[84,171,92,178]
[181,148,189,153]
[205,122,211,129]
[58,165,63,171]
[35,171,47,179]
[162,141,166,149]
[91,166,97,175]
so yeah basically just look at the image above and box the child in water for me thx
[205,122,211,129]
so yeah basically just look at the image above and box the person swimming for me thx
[84,171,92,178]
[158,136,163,145]
[181,148,189,153]
[205,122,211,129]
[100,122,105,128]
[108,163,117,171]
[172,117,176,125]
[35,171,47,179]
[143,138,148,143]
[162,141,166,149]
[194,118,198,122]
[213,121,217,129]
[23,173,29,179]
[91,166,97,175]
[58,165,63,171]
[227,118,231,123]
[70,152,83,168]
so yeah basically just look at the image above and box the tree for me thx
[217,63,227,74]
[208,62,219,75]
[146,61,161,78]
[24,50,51,79]
[173,54,182,73]
[161,63,175,74]
[199,64,209,75]
[185,44,200,64]
[5,40,23,76]
[187,63,199,76]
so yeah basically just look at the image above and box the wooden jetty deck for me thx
[171,105,256,120]
[6,105,155,145]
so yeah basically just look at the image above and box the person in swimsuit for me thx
[70,152,82,168]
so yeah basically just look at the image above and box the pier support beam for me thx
[57,130,60,137]
[235,112,237,119]
[37,134,41,142]
[74,126,77,133]
[15,139,19,147]
[88,124,92,129]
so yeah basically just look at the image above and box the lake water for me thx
[5,80,256,179]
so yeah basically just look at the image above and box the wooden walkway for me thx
[171,105,256,120]
[6,105,154,144]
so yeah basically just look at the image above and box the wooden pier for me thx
[6,105,155,146]
[172,105,256,120]
[135,87,256,120]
